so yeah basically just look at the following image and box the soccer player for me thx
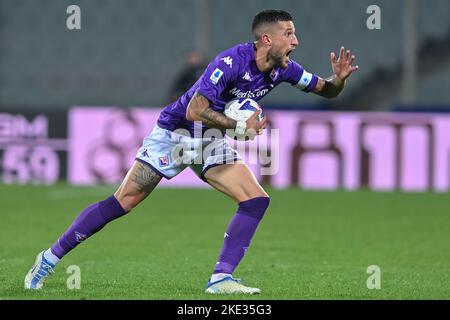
[25,9,358,294]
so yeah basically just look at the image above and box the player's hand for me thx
[246,110,267,140]
[331,47,359,81]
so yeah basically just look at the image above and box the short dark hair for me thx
[252,10,293,40]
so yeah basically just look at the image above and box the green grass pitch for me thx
[1,183,450,300]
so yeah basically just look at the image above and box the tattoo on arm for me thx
[130,162,162,193]
[326,74,346,91]
[199,107,236,130]
[187,92,236,130]
[315,75,346,99]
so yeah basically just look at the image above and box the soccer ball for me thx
[224,98,265,140]
[224,98,264,122]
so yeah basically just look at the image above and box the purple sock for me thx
[50,195,126,259]
[213,197,270,275]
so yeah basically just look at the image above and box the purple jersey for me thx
[157,42,318,135]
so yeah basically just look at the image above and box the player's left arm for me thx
[313,46,359,99]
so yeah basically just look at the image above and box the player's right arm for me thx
[186,92,264,131]
[186,92,236,130]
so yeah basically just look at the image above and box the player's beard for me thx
[268,50,289,69]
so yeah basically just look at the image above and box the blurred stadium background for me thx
[1,0,449,110]
[1,0,450,300]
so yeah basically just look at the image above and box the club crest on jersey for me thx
[159,156,170,167]
[209,68,223,85]
[270,68,279,81]
[75,231,87,243]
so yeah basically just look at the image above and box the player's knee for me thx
[237,187,269,203]
[114,194,141,213]
[119,197,142,213]
[247,189,269,201]
[114,185,150,213]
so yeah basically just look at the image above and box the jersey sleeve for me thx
[196,54,238,103]
[283,60,319,93]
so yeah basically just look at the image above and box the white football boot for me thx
[205,276,261,294]
[24,250,55,289]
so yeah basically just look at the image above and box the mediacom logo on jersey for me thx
[229,87,269,99]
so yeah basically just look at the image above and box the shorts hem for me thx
[135,158,172,180]
[200,157,240,182]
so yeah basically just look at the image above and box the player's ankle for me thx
[210,273,231,283]
[43,248,60,266]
